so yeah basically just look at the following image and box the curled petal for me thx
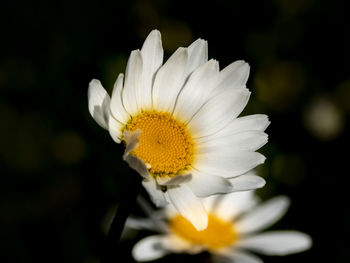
[88,79,110,129]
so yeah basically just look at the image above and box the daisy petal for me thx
[123,130,150,179]
[125,216,160,231]
[186,38,208,75]
[132,235,170,262]
[122,50,143,116]
[156,174,192,185]
[229,173,266,192]
[123,130,142,155]
[108,115,123,143]
[197,131,268,154]
[123,154,150,179]
[198,115,270,143]
[88,79,110,129]
[188,88,251,138]
[186,171,233,197]
[140,29,164,110]
[110,73,130,124]
[162,235,202,254]
[142,179,168,207]
[166,184,208,231]
[213,191,259,221]
[237,231,312,256]
[164,201,180,219]
[152,47,188,112]
[235,196,290,234]
[214,250,263,263]
[226,114,270,132]
[136,196,170,232]
[215,60,250,94]
[201,195,220,212]
[173,59,220,123]
[194,151,266,178]
[230,251,263,263]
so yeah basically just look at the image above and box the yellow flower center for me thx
[170,213,238,250]
[123,111,194,178]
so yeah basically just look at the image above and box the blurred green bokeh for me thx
[1,0,349,262]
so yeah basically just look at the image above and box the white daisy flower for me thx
[129,191,312,263]
[88,29,269,230]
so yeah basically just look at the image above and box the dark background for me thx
[1,0,349,262]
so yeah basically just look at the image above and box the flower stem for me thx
[101,170,142,263]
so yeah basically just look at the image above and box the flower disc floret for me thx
[123,111,194,178]
[170,213,238,249]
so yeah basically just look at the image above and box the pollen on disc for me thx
[123,111,194,178]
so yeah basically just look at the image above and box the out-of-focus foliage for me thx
[0,0,349,262]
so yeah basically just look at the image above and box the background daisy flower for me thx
[129,191,312,263]
[88,30,269,230]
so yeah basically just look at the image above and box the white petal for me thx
[214,61,250,95]
[156,174,192,185]
[194,151,266,178]
[163,235,199,253]
[213,191,259,221]
[213,250,263,263]
[140,29,164,110]
[152,47,188,112]
[188,87,251,138]
[237,231,312,256]
[125,216,160,231]
[166,184,208,231]
[202,195,220,212]
[142,179,168,207]
[122,130,150,179]
[200,115,270,143]
[229,173,266,192]
[123,130,142,155]
[186,38,208,76]
[186,171,233,197]
[136,195,157,217]
[136,196,169,232]
[163,235,201,254]
[132,234,194,261]
[173,59,220,123]
[132,235,170,262]
[235,196,290,234]
[164,202,179,219]
[88,79,110,129]
[122,50,143,116]
[108,115,123,143]
[123,154,150,179]
[197,131,268,154]
[110,73,130,124]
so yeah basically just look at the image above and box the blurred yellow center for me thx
[123,111,194,178]
[170,213,238,249]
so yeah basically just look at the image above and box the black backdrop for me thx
[1,0,349,262]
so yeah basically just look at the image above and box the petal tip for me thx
[89,78,101,86]
[194,214,208,231]
[255,176,266,188]
[150,29,161,36]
